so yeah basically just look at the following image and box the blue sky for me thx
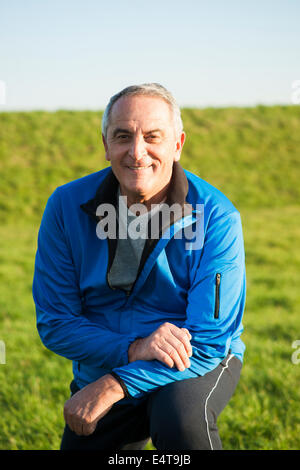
[0,0,299,110]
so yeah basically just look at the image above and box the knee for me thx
[149,396,214,450]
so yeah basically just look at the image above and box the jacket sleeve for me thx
[112,210,246,399]
[32,189,138,368]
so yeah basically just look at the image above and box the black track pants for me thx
[60,353,242,451]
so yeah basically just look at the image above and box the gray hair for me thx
[101,83,183,139]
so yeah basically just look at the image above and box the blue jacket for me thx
[32,163,246,402]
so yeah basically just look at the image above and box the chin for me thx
[127,184,150,197]
[126,175,152,190]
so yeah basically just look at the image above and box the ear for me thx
[174,131,186,162]
[102,134,110,161]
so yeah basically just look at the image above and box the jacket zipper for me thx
[107,211,196,301]
[214,273,221,319]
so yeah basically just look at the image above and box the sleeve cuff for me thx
[109,371,132,398]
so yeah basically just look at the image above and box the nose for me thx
[128,135,147,162]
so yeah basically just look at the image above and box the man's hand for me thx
[128,322,193,371]
[63,374,125,436]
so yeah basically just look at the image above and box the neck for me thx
[120,183,170,211]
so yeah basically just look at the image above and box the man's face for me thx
[102,95,185,205]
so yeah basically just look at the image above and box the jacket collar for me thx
[80,162,194,290]
[80,161,192,222]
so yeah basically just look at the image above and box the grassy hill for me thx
[0,105,300,449]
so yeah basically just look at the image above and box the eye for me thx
[146,135,160,142]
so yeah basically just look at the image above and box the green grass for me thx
[0,106,300,449]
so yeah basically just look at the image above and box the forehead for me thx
[109,95,173,131]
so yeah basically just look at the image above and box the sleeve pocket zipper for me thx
[214,273,221,319]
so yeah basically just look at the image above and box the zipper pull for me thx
[214,273,221,319]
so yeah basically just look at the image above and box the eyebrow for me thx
[112,127,163,138]
[145,129,163,135]
[112,128,131,138]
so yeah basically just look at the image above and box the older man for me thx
[32,83,246,450]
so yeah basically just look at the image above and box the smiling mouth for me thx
[127,165,152,170]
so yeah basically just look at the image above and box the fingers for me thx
[171,327,193,356]
[70,421,97,436]
[181,327,192,343]
[132,323,193,371]
[66,415,97,436]
[155,345,175,369]
[160,343,186,371]
[63,377,117,437]
[153,323,193,371]
[160,335,190,371]
[64,402,98,436]
[179,328,193,357]
[166,324,193,362]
